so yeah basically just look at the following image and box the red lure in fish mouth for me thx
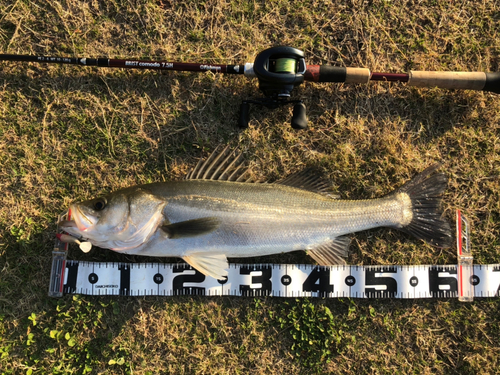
[56,208,93,253]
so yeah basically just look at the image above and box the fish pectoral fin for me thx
[182,253,229,280]
[161,217,220,239]
[307,236,351,265]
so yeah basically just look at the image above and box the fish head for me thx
[59,187,166,251]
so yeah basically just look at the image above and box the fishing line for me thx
[49,211,498,301]
[273,58,297,74]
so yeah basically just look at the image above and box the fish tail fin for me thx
[393,164,452,248]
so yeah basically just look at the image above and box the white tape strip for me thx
[50,261,500,298]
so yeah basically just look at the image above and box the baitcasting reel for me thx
[238,47,308,130]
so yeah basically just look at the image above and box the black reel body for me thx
[239,46,308,129]
[253,46,306,98]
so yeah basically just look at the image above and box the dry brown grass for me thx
[1,0,499,374]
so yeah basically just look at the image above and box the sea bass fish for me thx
[59,147,452,279]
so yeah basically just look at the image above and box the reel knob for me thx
[238,102,250,128]
[291,103,307,129]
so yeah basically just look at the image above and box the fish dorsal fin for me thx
[161,217,220,239]
[182,253,229,280]
[185,145,258,182]
[307,236,350,265]
[276,169,339,198]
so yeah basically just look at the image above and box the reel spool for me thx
[239,46,308,129]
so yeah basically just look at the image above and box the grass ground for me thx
[0,0,499,373]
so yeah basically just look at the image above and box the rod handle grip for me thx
[306,66,371,83]
[345,67,371,83]
[484,72,500,94]
[409,71,500,94]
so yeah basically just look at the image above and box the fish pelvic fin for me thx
[393,164,452,248]
[307,236,350,265]
[182,253,229,280]
[161,217,220,239]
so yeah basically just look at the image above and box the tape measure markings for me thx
[53,261,500,298]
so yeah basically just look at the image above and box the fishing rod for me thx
[1,46,499,129]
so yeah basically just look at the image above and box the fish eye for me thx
[93,198,107,211]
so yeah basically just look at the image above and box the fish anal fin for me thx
[276,169,339,198]
[161,217,220,239]
[307,236,350,265]
[182,253,229,280]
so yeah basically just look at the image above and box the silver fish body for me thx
[133,180,411,256]
[59,148,451,279]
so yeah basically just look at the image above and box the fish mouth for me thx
[59,205,96,233]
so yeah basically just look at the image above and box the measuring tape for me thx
[49,210,499,301]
